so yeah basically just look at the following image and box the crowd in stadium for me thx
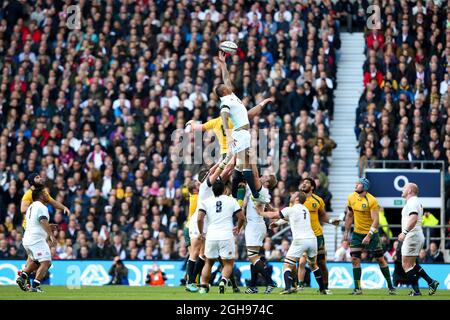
[0,0,341,262]
[356,1,450,218]
[0,0,448,264]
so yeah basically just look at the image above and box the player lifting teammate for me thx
[215,50,270,204]
[197,179,245,294]
[243,162,278,294]
[185,158,234,292]
[344,178,396,295]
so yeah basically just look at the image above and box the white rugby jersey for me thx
[23,201,50,245]
[191,178,215,225]
[246,186,269,224]
[198,195,241,241]
[220,93,249,129]
[280,204,316,240]
[401,196,423,234]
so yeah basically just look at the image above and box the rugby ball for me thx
[219,41,238,55]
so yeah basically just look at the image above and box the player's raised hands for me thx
[217,50,226,64]
[261,97,275,107]
[269,221,278,229]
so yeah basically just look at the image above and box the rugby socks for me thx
[236,185,246,207]
[219,277,229,287]
[406,267,420,293]
[229,273,239,290]
[32,279,41,288]
[380,266,394,289]
[231,169,244,198]
[243,169,259,198]
[312,268,325,291]
[249,264,257,287]
[193,256,205,284]
[353,267,362,290]
[254,259,273,285]
[186,259,196,284]
[283,269,293,290]
[20,271,28,280]
[413,264,433,285]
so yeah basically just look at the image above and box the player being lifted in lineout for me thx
[214,50,271,204]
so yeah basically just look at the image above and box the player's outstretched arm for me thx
[48,197,71,215]
[247,97,275,119]
[269,219,288,229]
[20,200,32,214]
[185,120,203,131]
[250,162,262,191]
[217,51,233,89]
[319,208,340,226]
[206,163,221,185]
[219,155,236,182]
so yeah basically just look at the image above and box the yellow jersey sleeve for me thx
[346,194,353,210]
[21,190,33,204]
[203,118,219,131]
[369,194,379,211]
[186,193,198,225]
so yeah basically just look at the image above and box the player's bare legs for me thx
[402,255,438,296]
[219,258,235,294]
[375,254,395,294]
[297,255,307,291]
[29,260,51,292]
[199,258,215,293]
[246,246,275,294]
[186,237,201,292]
[317,254,330,292]
[218,257,240,293]
[280,257,298,294]
[350,248,363,294]
[16,258,39,291]
[306,256,327,294]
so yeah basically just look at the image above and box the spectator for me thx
[334,239,351,262]
[426,242,444,263]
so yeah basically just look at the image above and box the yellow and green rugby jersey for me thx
[304,193,325,237]
[347,192,379,234]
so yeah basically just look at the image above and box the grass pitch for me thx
[0,286,449,300]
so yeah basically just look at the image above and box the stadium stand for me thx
[356,0,449,226]
[0,0,342,261]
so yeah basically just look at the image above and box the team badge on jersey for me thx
[312,203,317,208]
[362,204,367,209]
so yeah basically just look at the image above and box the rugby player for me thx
[197,179,245,294]
[398,183,439,296]
[344,178,396,295]
[16,188,56,292]
[256,192,328,295]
